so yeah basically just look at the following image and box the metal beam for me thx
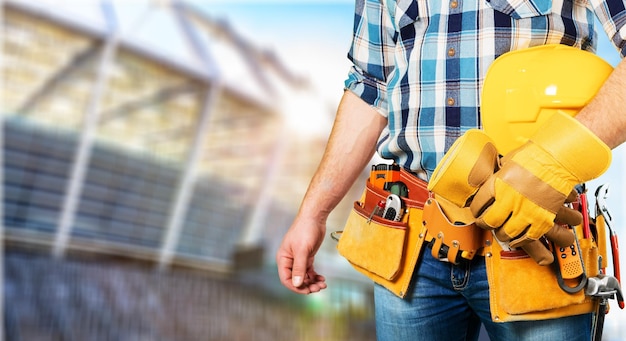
[158,0,223,268]
[238,121,289,246]
[52,0,120,258]
[5,0,213,84]
[175,1,277,95]
[157,84,222,268]
[18,43,102,115]
[98,82,199,124]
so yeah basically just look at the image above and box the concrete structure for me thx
[2,0,346,273]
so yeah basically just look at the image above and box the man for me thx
[277,1,626,339]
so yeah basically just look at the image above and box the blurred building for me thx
[2,0,360,273]
[3,1,379,338]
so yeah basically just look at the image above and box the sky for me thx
[193,1,355,104]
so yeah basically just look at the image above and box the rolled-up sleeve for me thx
[592,0,626,58]
[344,0,398,117]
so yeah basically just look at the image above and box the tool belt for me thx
[333,167,487,297]
[334,165,620,322]
[333,167,428,298]
[422,196,487,264]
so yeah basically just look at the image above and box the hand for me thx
[429,122,607,264]
[500,191,581,265]
[276,217,327,294]
[515,224,575,265]
[470,112,610,248]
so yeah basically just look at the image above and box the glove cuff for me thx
[531,112,611,181]
[429,129,499,207]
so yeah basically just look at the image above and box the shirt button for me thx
[451,1,458,8]
[448,47,456,57]
[447,97,455,106]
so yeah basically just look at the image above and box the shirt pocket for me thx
[486,0,553,19]
[392,0,425,30]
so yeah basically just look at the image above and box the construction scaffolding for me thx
[2,0,355,272]
[2,1,377,338]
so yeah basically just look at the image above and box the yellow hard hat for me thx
[481,44,613,154]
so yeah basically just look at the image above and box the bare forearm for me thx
[297,90,387,224]
[576,57,626,149]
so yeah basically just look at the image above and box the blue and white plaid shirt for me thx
[345,0,626,179]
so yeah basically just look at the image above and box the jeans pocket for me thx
[486,0,553,19]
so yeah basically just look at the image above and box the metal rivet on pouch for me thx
[437,232,443,239]
[419,233,424,238]
[486,252,492,258]
[485,240,492,246]
[452,241,459,248]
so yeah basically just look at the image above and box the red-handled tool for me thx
[577,184,591,239]
[596,184,624,309]
[610,232,621,291]
[367,200,386,223]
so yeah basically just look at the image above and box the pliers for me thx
[595,183,624,309]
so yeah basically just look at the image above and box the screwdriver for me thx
[368,200,386,223]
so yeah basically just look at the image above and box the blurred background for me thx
[2,0,625,340]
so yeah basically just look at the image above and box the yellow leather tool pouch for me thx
[485,223,601,322]
[335,169,429,298]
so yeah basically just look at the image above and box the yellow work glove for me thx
[429,128,577,264]
[470,112,612,251]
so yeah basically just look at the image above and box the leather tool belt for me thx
[422,196,487,264]
[334,165,609,324]
[334,167,487,297]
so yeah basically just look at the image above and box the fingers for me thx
[494,222,575,265]
[502,224,575,265]
[276,242,327,295]
[493,228,555,265]
[564,189,579,203]
[544,224,575,247]
[503,217,553,246]
[277,255,325,294]
[465,164,582,267]
[470,174,497,222]
[521,240,554,265]
[471,176,528,232]
[494,226,513,243]
[554,205,582,227]
[301,270,328,293]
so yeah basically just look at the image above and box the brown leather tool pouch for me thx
[335,169,429,298]
[422,196,485,263]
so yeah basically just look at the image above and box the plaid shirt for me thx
[345,0,626,178]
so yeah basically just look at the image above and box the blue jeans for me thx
[374,247,592,341]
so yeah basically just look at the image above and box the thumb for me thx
[291,248,310,287]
